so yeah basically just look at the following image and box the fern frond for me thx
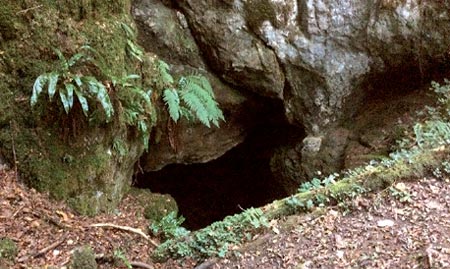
[73,75,83,88]
[180,89,210,127]
[128,86,151,107]
[47,72,59,101]
[67,52,85,67]
[179,76,224,127]
[163,88,181,122]
[179,106,195,121]
[185,75,214,96]
[31,74,48,106]
[126,39,143,62]
[74,87,89,117]
[120,22,136,38]
[53,48,68,71]
[84,76,114,120]
[60,83,75,114]
[138,120,150,150]
[157,60,174,85]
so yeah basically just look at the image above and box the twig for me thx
[89,223,159,247]
[17,234,67,263]
[11,204,25,218]
[16,5,43,15]
[130,261,154,269]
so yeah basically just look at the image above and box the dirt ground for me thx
[207,177,450,269]
[2,164,450,269]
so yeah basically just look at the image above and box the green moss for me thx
[70,245,97,269]
[129,188,178,221]
[154,144,450,262]
[0,0,149,215]
[0,238,18,263]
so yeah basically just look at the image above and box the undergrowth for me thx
[152,79,450,262]
[151,208,269,261]
[30,32,224,150]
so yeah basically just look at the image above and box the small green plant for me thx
[112,137,128,157]
[158,61,225,128]
[150,211,190,240]
[121,22,144,62]
[31,47,114,121]
[153,208,269,261]
[298,173,339,193]
[432,160,450,179]
[113,249,132,269]
[389,183,412,203]
[112,74,155,150]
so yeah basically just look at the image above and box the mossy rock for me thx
[0,0,153,215]
[70,245,97,269]
[129,188,178,222]
[0,238,18,265]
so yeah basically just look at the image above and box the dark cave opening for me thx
[134,122,304,230]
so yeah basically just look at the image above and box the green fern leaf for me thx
[157,60,174,85]
[186,75,214,96]
[179,76,224,127]
[179,106,195,121]
[123,108,139,125]
[73,75,83,88]
[180,89,210,127]
[126,39,143,62]
[60,83,75,113]
[67,52,85,67]
[138,120,150,150]
[47,72,59,101]
[126,74,140,80]
[74,87,89,117]
[163,88,181,122]
[31,74,48,106]
[53,48,69,71]
[128,86,151,107]
[61,83,75,113]
[84,77,114,120]
[120,22,136,38]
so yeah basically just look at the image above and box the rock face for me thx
[133,0,251,170]
[0,1,150,215]
[134,1,450,188]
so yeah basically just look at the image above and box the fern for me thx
[30,48,114,122]
[115,74,155,151]
[179,76,224,127]
[163,88,181,122]
[121,22,144,62]
[59,83,75,113]
[157,60,174,85]
[159,63,224,128]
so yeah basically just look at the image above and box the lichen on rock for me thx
[128,188,178,222]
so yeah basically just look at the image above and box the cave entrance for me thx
[134,123,304,230]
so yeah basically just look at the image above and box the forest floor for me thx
[2,88,450,268]
[1,163,450,269]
